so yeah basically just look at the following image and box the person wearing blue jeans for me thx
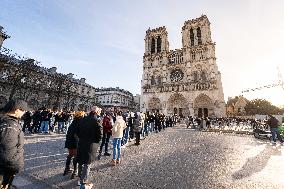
[121,126,129,146]
[112,138,121,161]
[111,112,127,166]
[271,127,283,144]
[58,121,65,132]
[40,108,51,133]
[40,120,49,133]
[267,114,284,144]
[143,122,149,137]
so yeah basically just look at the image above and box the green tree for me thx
[245,98,282,115]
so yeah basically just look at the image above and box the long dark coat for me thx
[75,114,102,164]
[0,114,24,173]
[65,118,80,149]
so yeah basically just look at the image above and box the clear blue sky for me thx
[1,0,284,106]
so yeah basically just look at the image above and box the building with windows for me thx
[0,26,96,111]
[226,96,248,117]
[95,87,135,112]
[141,15,226,117]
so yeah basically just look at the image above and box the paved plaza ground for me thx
[14,125,284,189]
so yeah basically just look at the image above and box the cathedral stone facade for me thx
[141,15,226,118]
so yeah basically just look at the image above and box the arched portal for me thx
[167,93,189,117]
[194,94,213,118]
[147,97,162,113]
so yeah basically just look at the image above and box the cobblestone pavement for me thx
[15,124,284,189]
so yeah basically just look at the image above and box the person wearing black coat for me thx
[0,99,29,189]
[40,108,51,133]
[155,114,162,132]
[63,111,85,179]
[267,114,283,144]
[22,111,32,133]
[31,110,41,133]
[75,106,102,187]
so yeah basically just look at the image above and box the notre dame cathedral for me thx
[141,15,226,118]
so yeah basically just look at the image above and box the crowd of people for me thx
[1,99,283,189]
[21,108,73,134]
[184,116,273,130]
[62,109,179,188]
[185,115,284,146]
[0,99,179,189]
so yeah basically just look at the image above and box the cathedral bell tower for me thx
[144,26,169,56]
[182,15,212,49]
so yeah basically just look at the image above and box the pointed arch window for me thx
[201,71,207,81]
[193,71,198,81]
[151,76,156,85]
[157,36,161,53]
[191,52,195,60]
[157,76,161,84]
[200,51,204,59]
[197,27,202,45]
[190,28,194,46]
[151,38,156,54]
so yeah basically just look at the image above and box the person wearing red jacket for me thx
[98,112,113,159]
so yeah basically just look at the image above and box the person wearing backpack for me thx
[0,99,30,189]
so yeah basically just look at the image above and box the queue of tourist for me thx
[1,99,283,189]
[61,107,178,188]
[0,99,178,189]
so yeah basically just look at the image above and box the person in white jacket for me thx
[111,111,127,166]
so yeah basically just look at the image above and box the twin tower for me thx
[141,15,226,117]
